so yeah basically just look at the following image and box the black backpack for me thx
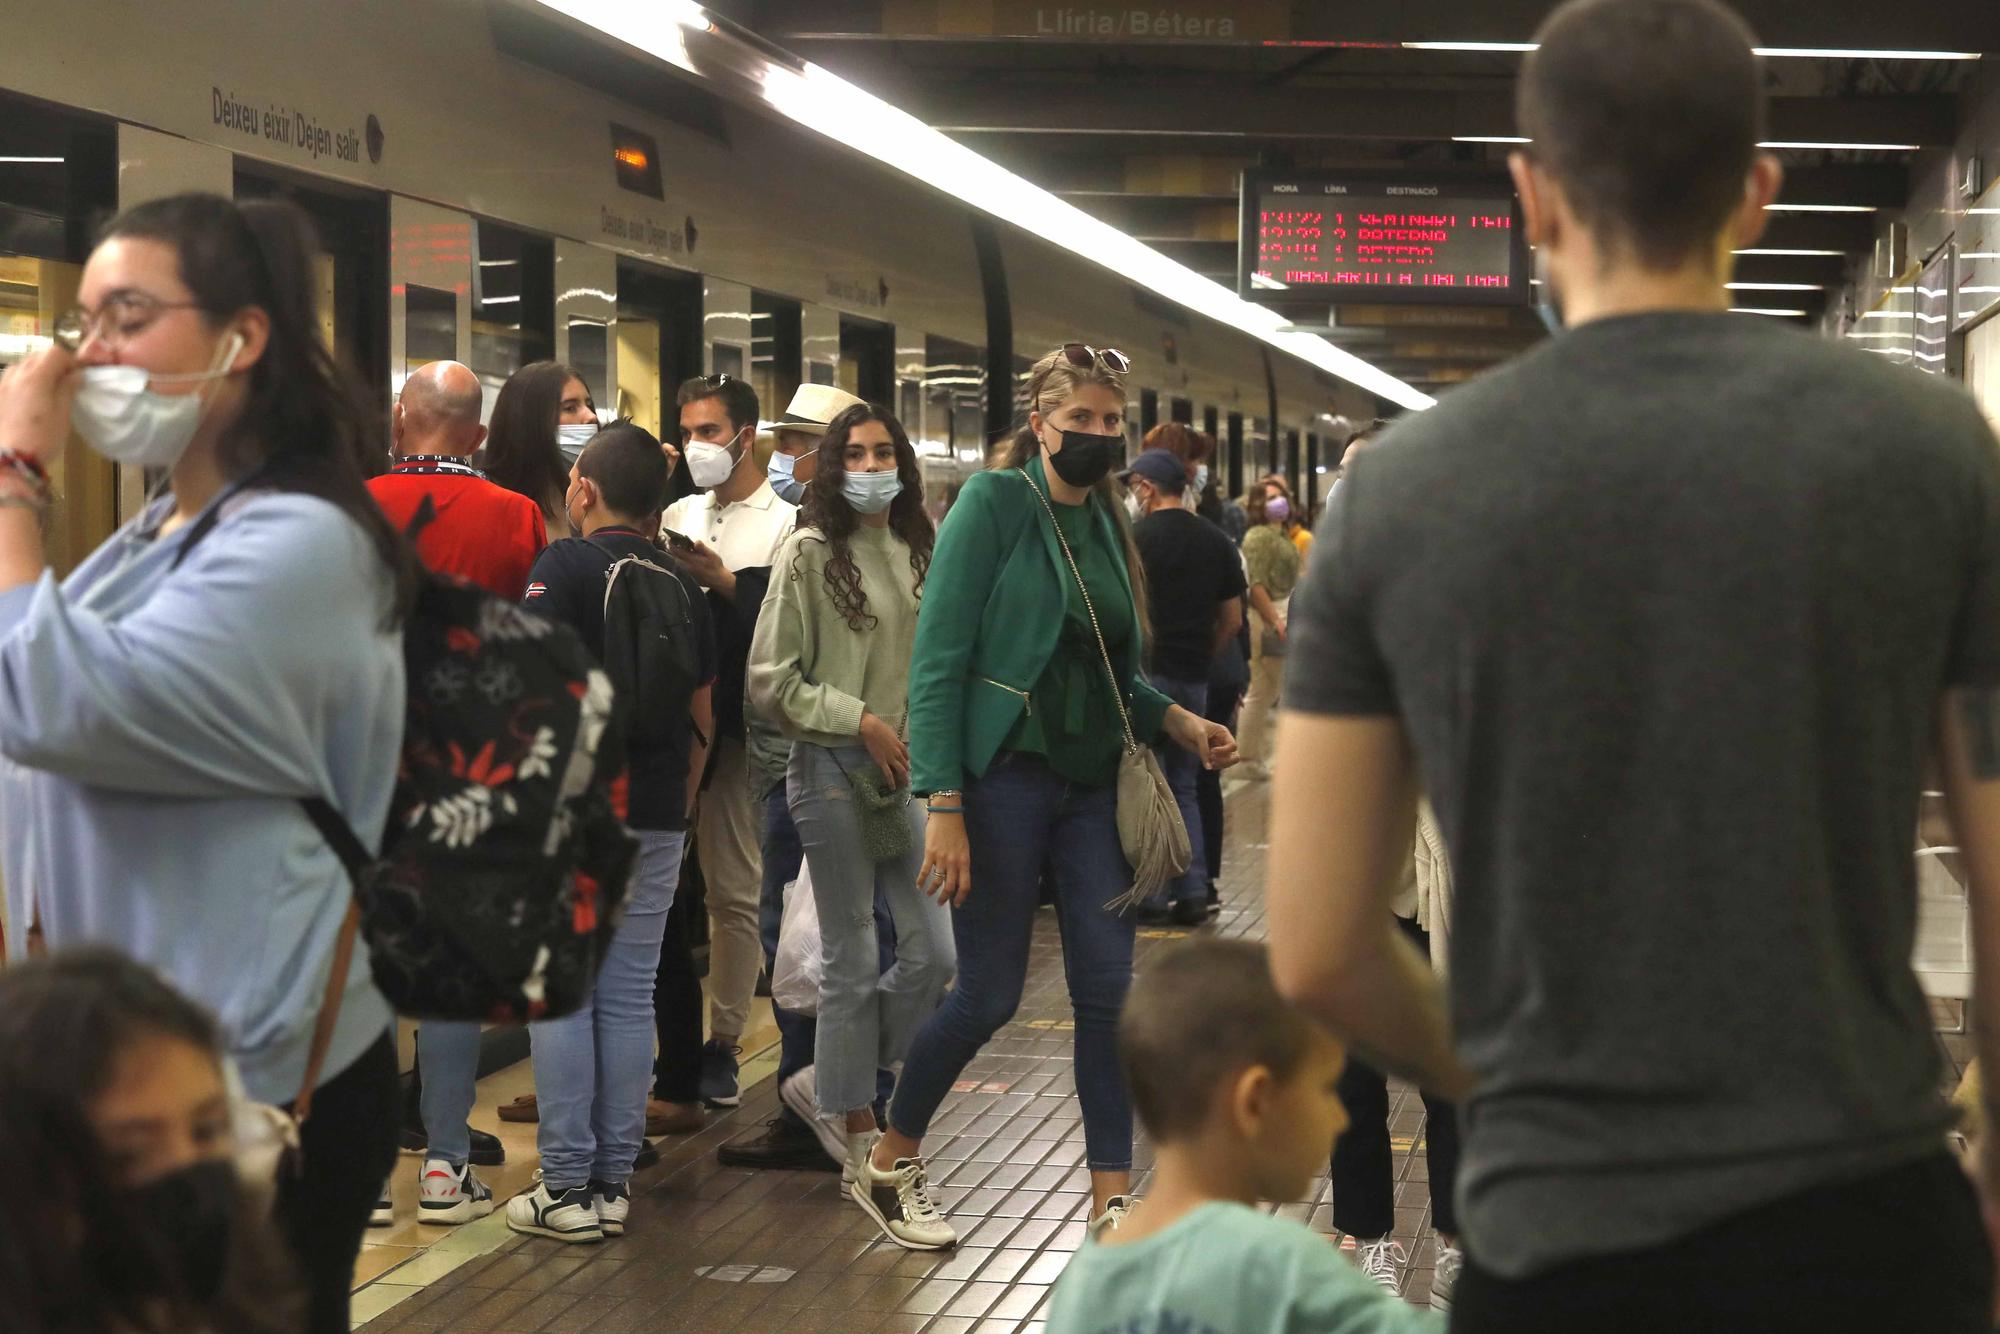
[593,539,704,758]
[174,491,640,1041]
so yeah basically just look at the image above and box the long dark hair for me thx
[103,193,419,622]
[487,360,589,518]
[797,403,933,632]
[0,949,300,1334]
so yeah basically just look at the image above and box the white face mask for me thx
[556,423,596,465]
[1124,492,1145,522]
[1193,463,1210,495]
[685,432,741,490]
[71,332,244,468]
[841,469,902,515]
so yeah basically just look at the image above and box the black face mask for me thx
[104,1158,239,1307]
[1045,429,1121,489]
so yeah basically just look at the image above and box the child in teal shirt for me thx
[1048,940,1443,1334]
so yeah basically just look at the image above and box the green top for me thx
[1000,487,1137,788]
[1047,1201,1444,1334]
[748,523,922,747]
[907,456,1175,795]
[1243,522,1302,599]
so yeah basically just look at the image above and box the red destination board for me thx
[1241,175,1528,306]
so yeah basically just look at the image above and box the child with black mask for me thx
[0,948,301,1334]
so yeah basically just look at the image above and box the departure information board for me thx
[1240,172,1530,307]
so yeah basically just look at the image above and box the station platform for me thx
[350,778,1455,1330]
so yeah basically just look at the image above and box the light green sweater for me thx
[749,523,922,746]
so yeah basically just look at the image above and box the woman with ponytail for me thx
[0,192,413,1331]
[857,346,1236,1249]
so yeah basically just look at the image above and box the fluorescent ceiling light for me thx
[0,156,64,164]
[1731,307,1809,317]
[479,294,522,304]
[537,1,1433,410]
[1764,203,1877,213]
[1405,41,1979,60]
[1759,140,1921,151]
[1452,136,1531,144]
[476,259,518,267]
[1735,248,1845,257]
[1727,282,1824,291]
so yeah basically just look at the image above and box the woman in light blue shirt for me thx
[0,193,415,1334]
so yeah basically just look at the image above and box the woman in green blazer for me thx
[853,345,1237,1249]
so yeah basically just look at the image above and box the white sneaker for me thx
[590,1179,631,1237]
[505,1175,603,1244]
[1087,1195,1134,1242]
[841,1131,876,1199]
[369,1187,394,1228]
[780,1066,851,1170]
[852,1150,957,1250]
[417,1158,494,1226]
[1345,1235,1408,1294]
[1431,1241,1464,1311]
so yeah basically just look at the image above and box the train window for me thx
[840,316,893,404]
[1139,388,1159,439]
[751,291,802,433]
[1204,405,1220,441]
[925,334,985,465]
[568,318,609,418]
[1170,397,1193,425]
[470,220,554,413]
[406,285,456,378]
[615,259,701,446]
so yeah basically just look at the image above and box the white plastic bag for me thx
[771,861,823,1017]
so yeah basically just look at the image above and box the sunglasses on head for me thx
[1060,343,1131,376]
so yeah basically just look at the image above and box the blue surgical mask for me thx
[556,423,596,465]
[842,469,903,515]
[768,449,807,505]
[1193,463,1210,495]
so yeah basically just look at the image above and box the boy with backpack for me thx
[510,423,717,1243]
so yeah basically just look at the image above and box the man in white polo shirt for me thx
[664,373,795,1108]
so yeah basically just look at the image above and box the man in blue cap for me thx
[1122,447,1246,925]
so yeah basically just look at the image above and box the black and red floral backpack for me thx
[176,492,639,1041]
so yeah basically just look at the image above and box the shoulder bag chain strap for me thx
[1018,470,1140,755]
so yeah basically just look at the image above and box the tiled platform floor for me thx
[355,777,1976,1332]
[356,779,1459,1332]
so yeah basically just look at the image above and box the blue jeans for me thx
[1145,673,1210,911]
[530,829,682,1188]
[788,744,956,1118]
[760,781,900,1129]
[417,1021,482,1167]
[889,752,1137,1172]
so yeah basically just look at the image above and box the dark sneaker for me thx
[634,1138,660,1170]
[699,1039,742,1108]
[588,1178,631,1237]
[400,1124,506,1167]
[852,1151,956,1250]
[717,1117,840,1171]
[1431,1241,1464,1310]
[1168,900,1208,927]
[417,1158,494,1226]
[505,1176,603,1244]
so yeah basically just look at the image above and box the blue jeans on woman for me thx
[417,1020,482,1167]
[530,828,682,1189]
[889,752,1137,1172]
[789,743,956,1118]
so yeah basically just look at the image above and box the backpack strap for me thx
[290,797,373,1124]
[168,472,268,571]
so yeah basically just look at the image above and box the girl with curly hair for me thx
[748,402,956,1235]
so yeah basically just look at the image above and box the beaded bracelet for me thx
[0,450,50,498]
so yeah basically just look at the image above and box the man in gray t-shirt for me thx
[1266,3,2000,1331]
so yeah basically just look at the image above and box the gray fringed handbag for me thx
[1020,471,1192,911]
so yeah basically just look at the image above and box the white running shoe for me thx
[1431,1241,1464,1311]
[1346,1235,1408,1294]
[779,1066,851,1170]
[505,1175,603,1244]
[369,1186,394,1228]
[841,1131,876,1199]
[590,1179,631,1237]
[1087,1195,1134,1242]
[852,1150,957,1250]
[417,1158,494,1226]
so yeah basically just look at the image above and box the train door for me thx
[1306,432,1321,513]
[756,290,805,428]
[1139,387,1159,441]
[466,220,554,425]
[0,95,116,577]
[839,314,893,404]
[1226,412,1244,500]
[617,259,702,505]
[1170,396,1193,425]
[235,167,390,409]
[1284,428,1301,500]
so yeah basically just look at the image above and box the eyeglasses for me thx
[53,293,208,352]
[689,372,736,388]
[1060,344,1131,376]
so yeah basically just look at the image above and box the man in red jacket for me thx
[365,360,548,1229]
[371,360,547,599]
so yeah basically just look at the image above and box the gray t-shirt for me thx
[1290,310,2000,1278]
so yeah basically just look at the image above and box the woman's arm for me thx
[908,475,1007,795]
[1249,583,1285,634]
[746,536,868,737]
[0,495,393,797]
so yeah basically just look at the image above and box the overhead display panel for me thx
[1240,171,1530,307]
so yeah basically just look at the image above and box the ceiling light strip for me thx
[1730,307,1810,316]
[1405,41,1978,60]
[535,0,1435,410]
